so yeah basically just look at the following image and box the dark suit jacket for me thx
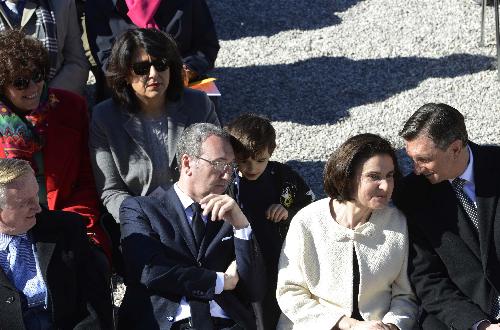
[394,142,500,330]
[0,209,113,329]
[118,186,266,330]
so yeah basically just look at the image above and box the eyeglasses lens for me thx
[218,162,238,173]
[12,70,44,90]
[132,59,169,76]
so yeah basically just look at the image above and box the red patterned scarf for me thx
[0,88,58,169]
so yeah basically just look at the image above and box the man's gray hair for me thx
[176,123,230,168]
[0,158,33,207]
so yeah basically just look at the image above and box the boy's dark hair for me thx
[323,133,400,202]
[225,114,276,159]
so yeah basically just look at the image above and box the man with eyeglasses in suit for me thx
[118,123,266,330]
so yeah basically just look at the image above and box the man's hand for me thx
[200,194,250,229]
[223,260,239,291]
[265,204,288,222]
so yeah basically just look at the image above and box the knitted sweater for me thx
[276,198,417,330]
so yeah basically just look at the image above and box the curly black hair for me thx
[0,29,49,92]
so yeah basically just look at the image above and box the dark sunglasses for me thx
[131,58,169,76]
[12,70,45,90]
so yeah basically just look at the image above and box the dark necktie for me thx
[188,203,211,329]
[451,177,479,232]
[190,202,206,249]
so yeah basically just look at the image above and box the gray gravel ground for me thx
[208,0,500,196]
[104,0,500,309]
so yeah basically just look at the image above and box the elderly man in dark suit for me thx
[394,103,500,330]
[0,158,112,329]
[118,123,265,330]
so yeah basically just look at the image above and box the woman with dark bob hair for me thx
[0,29,111,259]
[276,134,417,330]
[90,28,219,221]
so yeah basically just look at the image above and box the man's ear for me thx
[181,154,193,176]
[448,139,464,158]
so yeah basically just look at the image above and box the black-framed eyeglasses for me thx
[195,156,238,174]
[12,70,45,90]
[131,58,169,76]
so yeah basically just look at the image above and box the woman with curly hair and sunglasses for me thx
[0,29,112,264]
[89,28,219,223]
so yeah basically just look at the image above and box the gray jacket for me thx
[89,88,219,221]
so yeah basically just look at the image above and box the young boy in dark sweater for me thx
[226,114,314,329]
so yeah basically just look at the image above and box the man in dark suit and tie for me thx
[394,103,500,330]
[118,123,266,330]
[0,158,112,329]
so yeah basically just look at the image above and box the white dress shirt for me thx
[172,183,252,322]
[449,145,476,205]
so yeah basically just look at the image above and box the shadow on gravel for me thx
[215,54,493,125]
[207,0,360,40]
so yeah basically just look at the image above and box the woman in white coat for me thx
[276,134,417,330]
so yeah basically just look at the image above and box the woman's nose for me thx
[379,179,389,191]
[148,65,159,77]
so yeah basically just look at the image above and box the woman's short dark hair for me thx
[0,29,49,93]
[106,28,184,112]
[323,133,400,201]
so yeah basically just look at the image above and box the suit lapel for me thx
[34,241,56,285]
[430,181,481,260]
[0,267,15,292]
[197,219,229,261]
[0,6,13,29]
[471,143,498,270]
[202,222,233,260]
[20,1,36,28]
[31,227,56,285]
[123,113,153,192]
[167,101,187,168]
[160,187,198,259]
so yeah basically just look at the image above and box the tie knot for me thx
[190,202,203,214]
[11,234,28,246]
[452,177,467,190]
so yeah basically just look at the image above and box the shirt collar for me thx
[449,144,474,185]
[1,0,25,13]
[0,232,29,250]
[174,183,195,211]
